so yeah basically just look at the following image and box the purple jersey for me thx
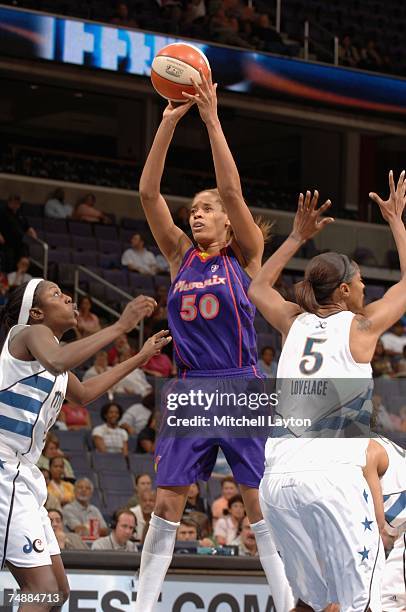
[168,246,258,371]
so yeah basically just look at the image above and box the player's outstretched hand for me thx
[183,69,218,125]
[162,99,195,124]
[118,295,157,332]
[138,329,172,364]
[291,190,334,244]
[369,170,406,223]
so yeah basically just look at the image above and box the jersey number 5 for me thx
[180,294,220,321]
[299,337,327,375]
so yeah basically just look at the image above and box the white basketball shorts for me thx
[259,466,382,612]
[381,533,406,612]
[0,453,60,568]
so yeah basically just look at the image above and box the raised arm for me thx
[66,330,171,405]
[14,296,157,375]
[183,71,263,263]
[356,171,406,341]
[139,102,194,267]
[248,191,333,336]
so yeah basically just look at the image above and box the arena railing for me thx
[27,235,49,280]
[73,266,144,348]
[304,20,339,66]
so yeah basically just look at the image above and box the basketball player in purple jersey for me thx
[134,71,294,612]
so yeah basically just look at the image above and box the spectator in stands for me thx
[48,509,87,551]
[0,271,8,305]
[0,194,37,272]
[214,494,245,545]
[130,490,156,541]
[184,482,208,516]
[110,1,138,27]
[61,399,91,430]
[177,518,199,541]
[37,432,75,480]
[40,468,62,512]
[45,188,73,219]
[119,391,154,436]
[371,339,393,377]
[48,456,75,506]
[258,346,277,378]
[211,476,239,524]
[73,193,111,224]
[231,516,258,556]
[63,478,108,537]
[381,321,406,356]
[7,256,32,289]
[184,0,206,24]
[398,405,406,432]
[76,295,102,338]
[83,350,111,379]
[126,473,153,508]
[188,511,217,546]
[394,345,406,377]
[252,13,286,54]
[107,333,133,366]
[121,233,158,275]
[114,348,153,396]
[92,401,128,455]
[360,39,383,71]
[142,350,173,377]
[136,412,157,454]
[92,509,138,551]
[339,34,361,68]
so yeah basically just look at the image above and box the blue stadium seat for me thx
[94,225,118,240]
[92,452,127,472]
[67,451,91,473]
[68,221,93,236]
[103,269,128,287]
[71,235,97,251]
[46,233,71,249]
[98,471,134,492]
[43,219,67,234]
[114,394,142,410]
[56,430,87,452]
[128,454,155,479]
[49,249,72,264]
[99,253,121,269]
[104,493,132,516]
[72,250,99,267]
[97,239,119,253]
[128,273,154,290]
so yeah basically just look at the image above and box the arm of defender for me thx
[363,441,389,534]
[65,331,171,405]
[139,105,193,263]
[16,296,157,375]
[249,191,333,336]
[360,171,406,338]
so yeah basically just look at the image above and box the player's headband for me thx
[18,278,44,325]
[339,254,353,284]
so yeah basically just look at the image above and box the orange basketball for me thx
[151,43,211,103]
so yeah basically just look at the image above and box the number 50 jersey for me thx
[167,246,258,373]
[265,311,373,471]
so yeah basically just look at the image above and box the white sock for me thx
[134,512,179,612]
[251,519,295,612]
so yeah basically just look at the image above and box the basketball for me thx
[151,43,211,103]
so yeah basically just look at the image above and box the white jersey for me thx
[265,311,373,471]
[0,324,68,464]
[375,435,406,536]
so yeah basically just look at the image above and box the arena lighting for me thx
[0,6,406,115]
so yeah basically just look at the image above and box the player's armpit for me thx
[361,278,406,337]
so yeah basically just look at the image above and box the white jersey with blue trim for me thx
[264,311,373,472]
[375,435,406,536]
[0,324,68,464]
